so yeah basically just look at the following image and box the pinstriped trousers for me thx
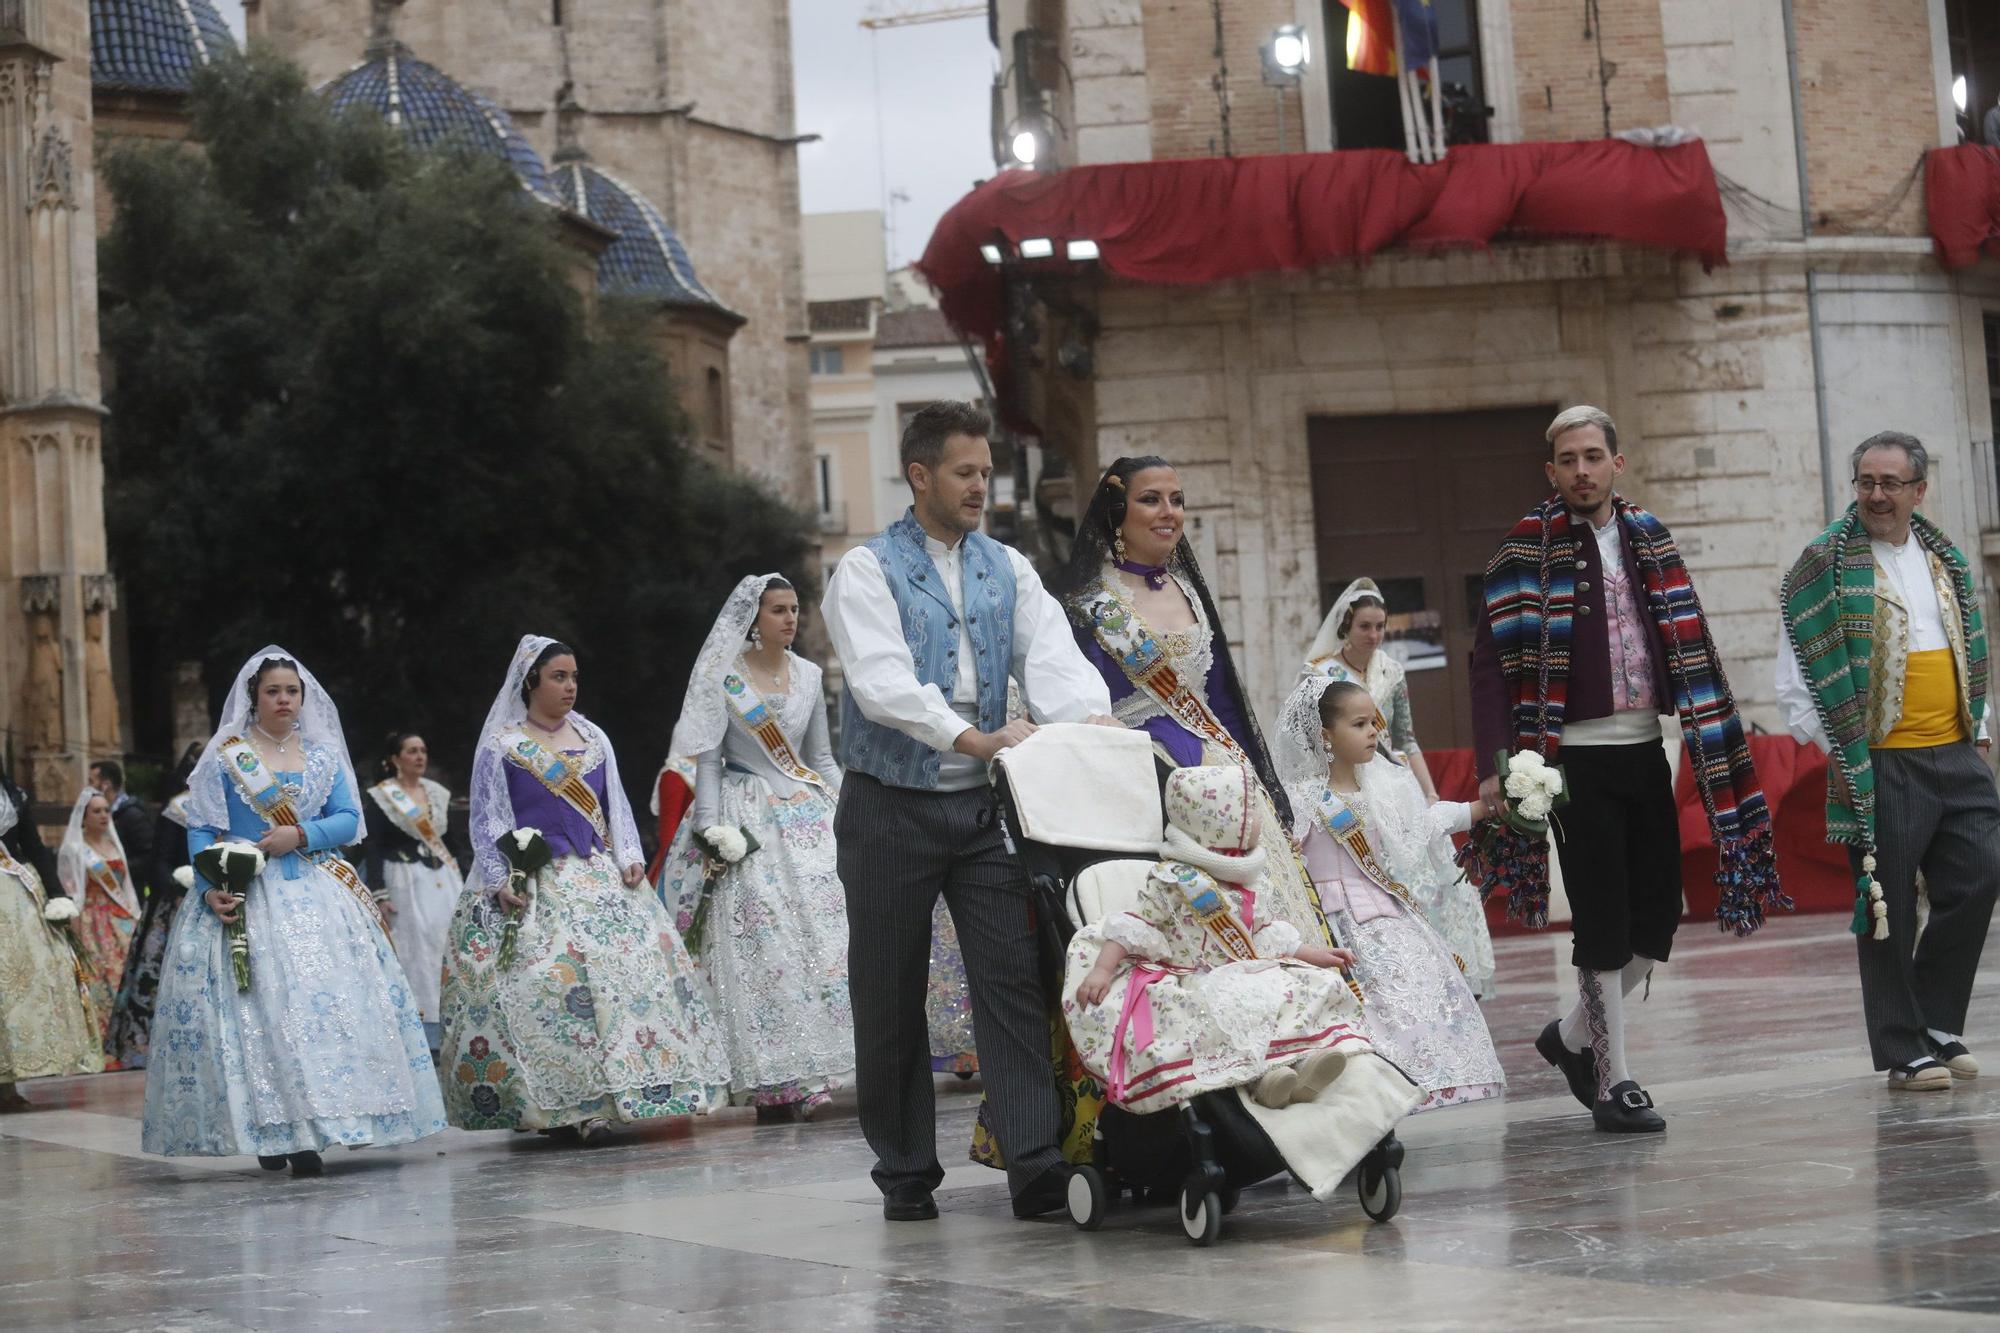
[1850,742,2000,1069]
[835,771,1063,1198]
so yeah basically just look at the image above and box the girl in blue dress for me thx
[142,646,446,1176]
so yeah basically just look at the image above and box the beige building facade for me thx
[250,0,814,506]
[975,0,2000,747]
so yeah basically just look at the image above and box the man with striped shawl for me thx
[1465,406,1786,1134]
[1778,431,1998,1093]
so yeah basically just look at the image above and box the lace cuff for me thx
[1253,920,1303,958]
[1102,913,1173,961]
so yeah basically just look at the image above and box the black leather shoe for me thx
[882,1186,938,1222]
[1592,1081,1665,1134]
[288,1151,325,1177]
[1536,1020,1598,1110]
[257,1155,288,1172]
[1010,1167,1071,1219]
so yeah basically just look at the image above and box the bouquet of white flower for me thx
[42,896,78,923]
[683,823,760,957]
[172,865,196,892]
[1496,749,1568,834]
[495,827,551,971]
[193,840,268,991]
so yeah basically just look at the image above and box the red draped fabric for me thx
[1427,735,1850,936]
[917,140,1728,421]
[645,768,695,882]
[1926,144,2000,269]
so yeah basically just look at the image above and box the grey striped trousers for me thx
[834,771,1063,1198]
[1851,742,2000,1069]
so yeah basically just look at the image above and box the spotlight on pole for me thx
[1019,237,1055,260]
[1262,23,1310,87]
[1002,114,1051,170]
[1953,74,1969,113]
[980,242,1004,265]
[1065,239,1100,261]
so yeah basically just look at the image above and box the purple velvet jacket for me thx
[504,750,610,861]
[1470,508,1672,781]
[1073,631,1255,768]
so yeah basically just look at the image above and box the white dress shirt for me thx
[1774,534,1981,751]
[823,529,1112,792]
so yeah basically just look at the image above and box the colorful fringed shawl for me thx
[1779,505,1986,936]
[1457,495,1788,936]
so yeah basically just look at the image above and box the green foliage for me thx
[100,50,816,809]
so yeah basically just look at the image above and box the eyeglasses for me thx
[1852,477,1914,496]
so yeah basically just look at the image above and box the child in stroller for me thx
[993,731,1422,1244]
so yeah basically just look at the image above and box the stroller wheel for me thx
[1358,1161,1401,1222]
[1180,1188,1223,1246]
[1067,1165,1108,1231]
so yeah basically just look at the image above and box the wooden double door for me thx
[1306,407,1555,751]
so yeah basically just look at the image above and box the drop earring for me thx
[749,626,764,650]
[1112,530,1128,563]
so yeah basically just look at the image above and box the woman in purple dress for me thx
[438,635,729,1145]
[1051,457,1327,940]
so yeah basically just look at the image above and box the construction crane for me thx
[859,3,985,30]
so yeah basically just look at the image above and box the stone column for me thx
[0,1,112,802]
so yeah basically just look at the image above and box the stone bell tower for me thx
[0,0,116,798]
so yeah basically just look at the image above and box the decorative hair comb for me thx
[1105,473,1126,490]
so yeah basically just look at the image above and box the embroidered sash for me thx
[1156,861,1259,961]
[80,844,138,918]
[1309,787,1465,973]
[498,730,608,839]
[218,735,388,936]
[1078,581,1255,769]
[723,671,828,790]
[369,780,460,873]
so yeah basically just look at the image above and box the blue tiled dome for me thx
[323,45,558,204]
[552,159,735,313]
[91,0,238,94]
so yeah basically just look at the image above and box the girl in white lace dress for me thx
[1278,678,1505,1111]
[660,575,855,1120]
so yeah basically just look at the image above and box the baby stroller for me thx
[992,725,1418,1245]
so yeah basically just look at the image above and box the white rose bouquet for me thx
[171,865,196,892]
[193,840,268,991]
[683,823,760,957]
[42,895,79,924]
[495,827,552,971]
[1495,749,1568,835]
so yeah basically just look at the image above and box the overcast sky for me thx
[211,1,995,270]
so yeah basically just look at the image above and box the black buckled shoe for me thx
[1536,1020,1598,1110]
[882,1184,938,1222]
[288,1151,325,1177]
[1592,1080,1665,1134]
[1010,1166,1072,1219]
[257,1155,288,1172]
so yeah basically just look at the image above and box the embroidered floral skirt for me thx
[1327,901,1504,1112]
[106,883,187,1068]
[382,856,459,1024]
[441,850,730,1130]
[141,864,446,1157]
[0,871,102,1082]
[1413,871,1498,1001]
[78,886,136,1046]
[661,778,853,1106]
[926,898,980,1075]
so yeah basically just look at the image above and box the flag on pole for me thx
[1392,0,1439,69]
[1339,0,1398,77]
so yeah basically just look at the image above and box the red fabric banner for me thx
[1926,144,2000,268]
[918,141,1727,422]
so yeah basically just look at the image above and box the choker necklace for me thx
[1115,559,1170,592]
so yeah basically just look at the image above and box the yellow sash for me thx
[1078,579,1254,769]
[369,780,460,873]
[499,730,608,839]
[723,670,827,790]
[1308,786,1464,974]
[217,735,389,938]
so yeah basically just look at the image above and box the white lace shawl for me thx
[183,645,362,840]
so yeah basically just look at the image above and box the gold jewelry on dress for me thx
[1113,530,1128,563]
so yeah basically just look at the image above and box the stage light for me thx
[1019,237,1055,259]
[1954,74,1969,113]
[1271,25,1310,74]
[980,243,1004,264]
[1065,239,1100,261]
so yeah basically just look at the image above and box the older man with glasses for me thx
[1779,431,1999,1092]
